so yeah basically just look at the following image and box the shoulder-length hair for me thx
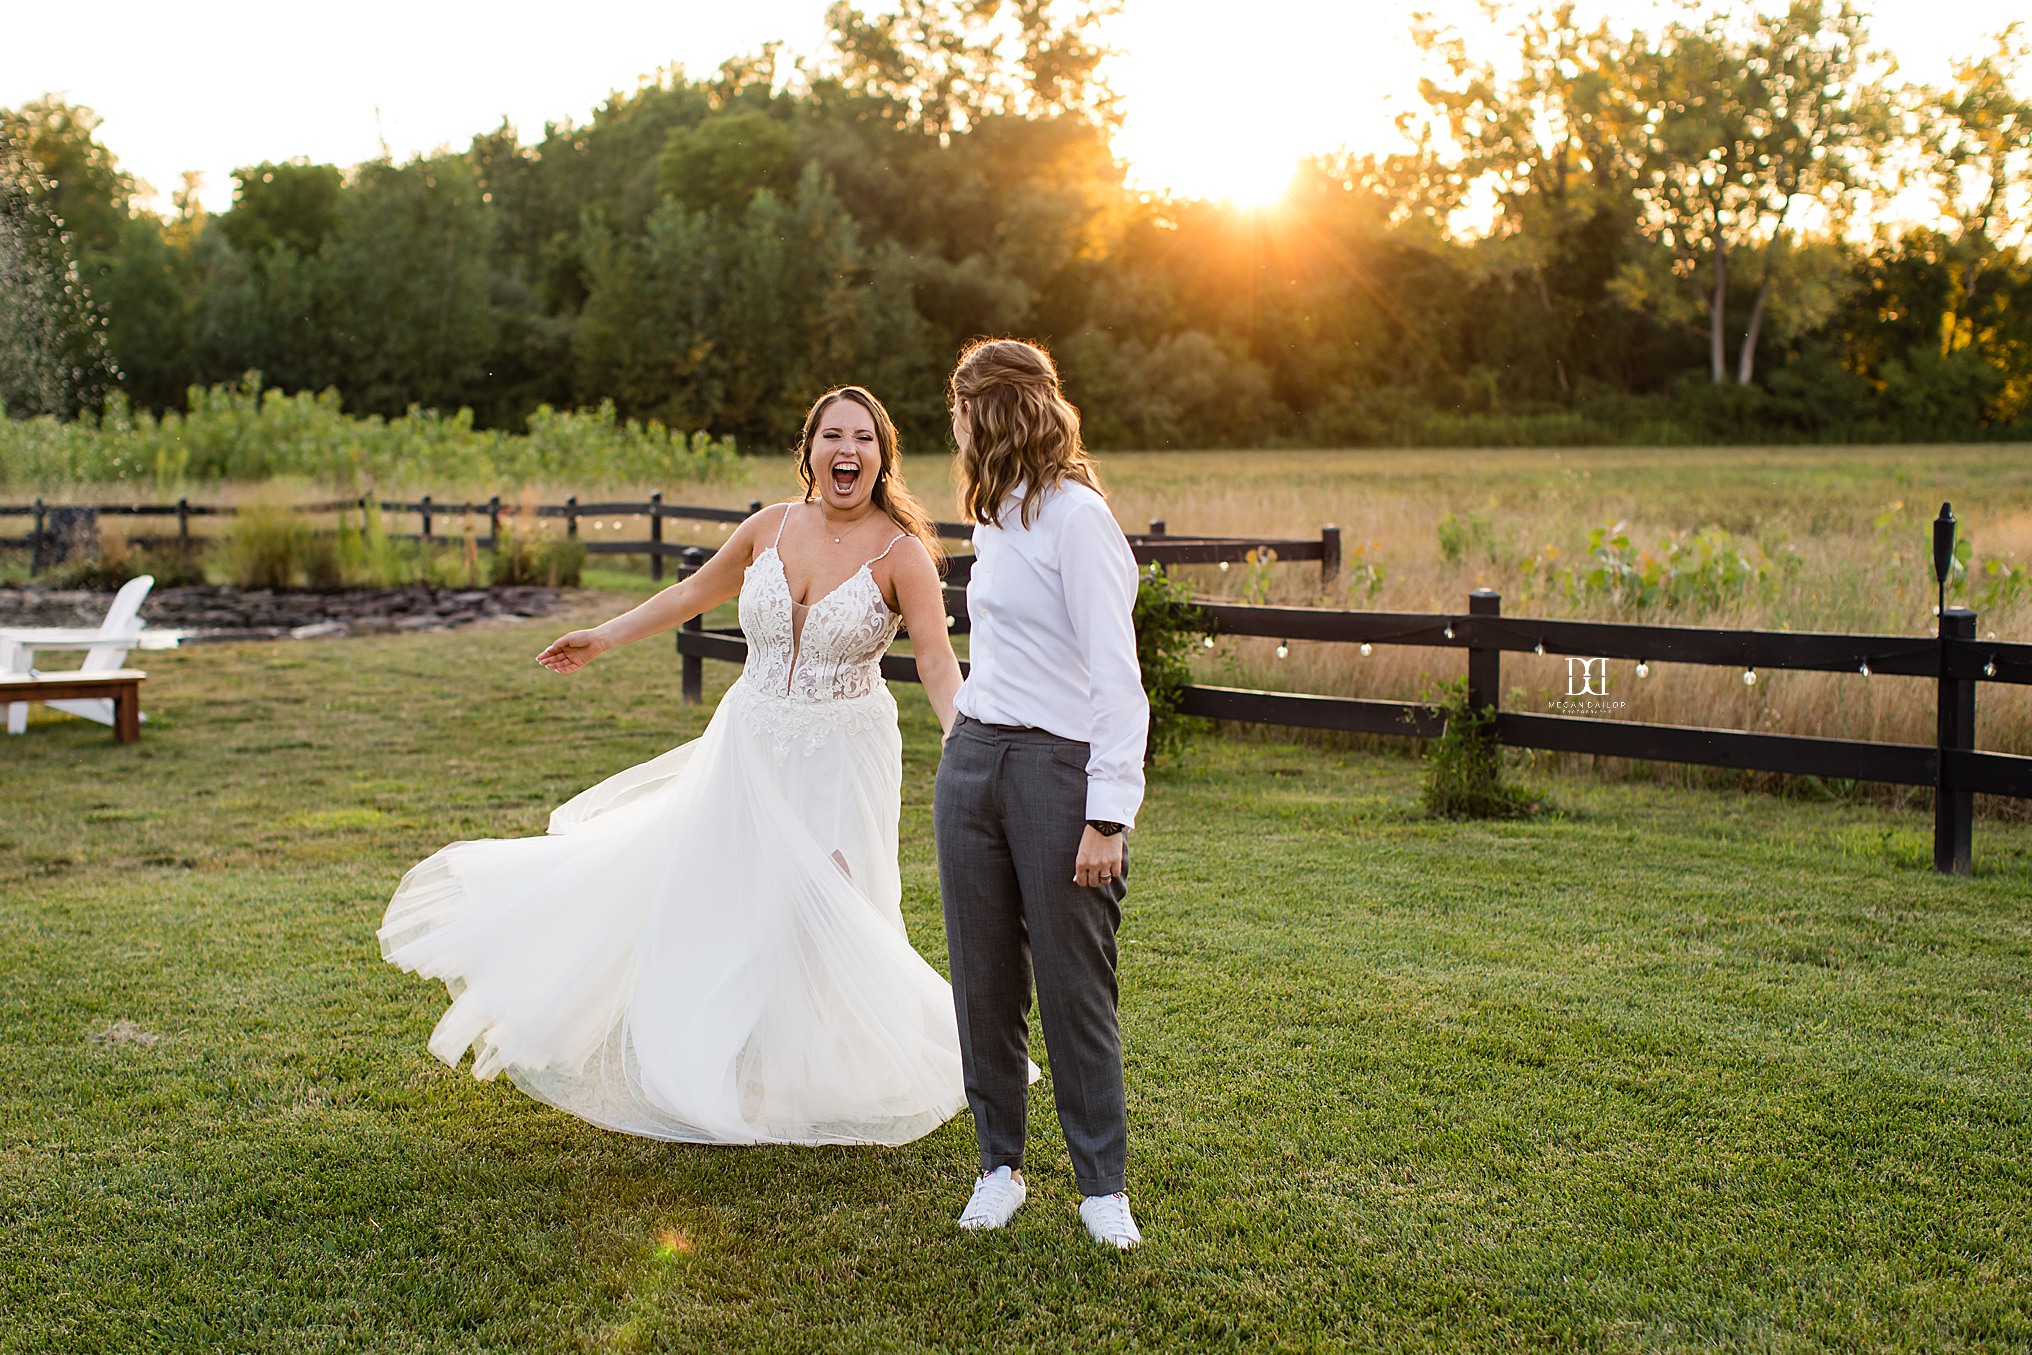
[793,385,945,574]
[949,338,1103,528]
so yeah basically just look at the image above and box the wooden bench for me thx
[0,669,147,743]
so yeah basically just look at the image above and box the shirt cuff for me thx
[1084,779,1142,831]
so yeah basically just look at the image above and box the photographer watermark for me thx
[1546,655,1627,714]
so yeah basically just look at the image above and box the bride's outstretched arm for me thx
[535,507,777,674]
[889,539,962,734]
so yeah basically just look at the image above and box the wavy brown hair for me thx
[793,385,945,573]
[949,338,1103,528]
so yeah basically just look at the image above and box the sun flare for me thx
[1100,1,1418,208]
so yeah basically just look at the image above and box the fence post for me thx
[749,499,763,516]
[176,497,190,551]
[487,495,501,549]
[679,546,707,704]
[1935,606,1977,875]
[1148,518,1166,537]
[650,491,665,583]
[30,498,43,577]
[1321,525,1342,590]
[1467,589,1501,718]
[566,496,579,539]
[420,494,433,543]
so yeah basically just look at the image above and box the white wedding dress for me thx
[379,523,973,1145]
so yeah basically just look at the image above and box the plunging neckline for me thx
[753,546,896,695]
[759,545,889,618]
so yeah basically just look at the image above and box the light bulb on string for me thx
[1276,641,1290,660]
[1218,561,1229,572]
[1985,659,1997,677]
[1202,635,1215,649]
[1443,624,1455,640]
[1359,642,1373,657]
[1635,661,1650,678]
[1860,662,1871,677]
[1743,668,1757,686]
[1533,642,1544,655]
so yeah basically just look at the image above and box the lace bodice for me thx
[739,546,902,706]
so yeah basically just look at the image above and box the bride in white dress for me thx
[379,386,980,1145]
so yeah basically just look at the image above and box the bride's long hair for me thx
[950,338,1102,529]
[793,385,945,573]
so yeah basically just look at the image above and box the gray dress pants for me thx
[934,714,1128,1197]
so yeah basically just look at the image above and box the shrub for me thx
[1134,565,1212,762]
[1419,678,1543,819]
[489,516,585,588]
[221,502,310,590]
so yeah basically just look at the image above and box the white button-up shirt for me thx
[955,480,1149,828]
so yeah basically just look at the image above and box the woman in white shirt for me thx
[935,339,1150,1250]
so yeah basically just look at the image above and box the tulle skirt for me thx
[379,676,970,1145]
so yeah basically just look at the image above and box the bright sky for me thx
[1,1,2023,215]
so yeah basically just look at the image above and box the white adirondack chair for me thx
[1,575,170,734]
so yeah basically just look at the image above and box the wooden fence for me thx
[0,497,1341,587]
[26,493,2015,873]
[674,555,2032,875]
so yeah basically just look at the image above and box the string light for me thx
[1218,561,1230,572]
[1359,642,1373,657]
[1443,624,1455,640]
[1743,668,1758,686]
[1985,659,1997,677]
[1202,635,1216,649]
[1276,641,1290,659]
[1635,661,1650,678]
[1533,642,1544,655]
[945,615,957,629]
[1859,662,1871,677]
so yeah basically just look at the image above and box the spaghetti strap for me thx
[865,533,911,568]
[771,502,796,549]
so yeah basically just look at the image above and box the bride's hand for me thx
[536,629,609,674]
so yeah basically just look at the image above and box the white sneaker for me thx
[957,1166,1026,1231]
[1079,1192,1143,1250]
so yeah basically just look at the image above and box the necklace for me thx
[818,502,873,545]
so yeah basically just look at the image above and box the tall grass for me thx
[1075,446,2032,780]
[0,380,741,493]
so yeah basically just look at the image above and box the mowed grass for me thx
[3,604,2031,1353]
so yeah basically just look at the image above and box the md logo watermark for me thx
[1548,656,1626,714]
[1565,656,1609,697]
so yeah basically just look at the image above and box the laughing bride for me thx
[378,385,983,1145]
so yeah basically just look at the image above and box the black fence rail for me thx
[4,498,1344,587]
[677,575,2032,876]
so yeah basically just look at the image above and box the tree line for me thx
[2,0,2028,456]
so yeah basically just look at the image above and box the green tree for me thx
[324,154,501,417]
[0,123,117,417]
[221,160,343,257]
[658,111,803,214]
[1913,26,2031,362]
[0,97,133,259]
[1626,1,1891,384]
[1413,3,1646,395]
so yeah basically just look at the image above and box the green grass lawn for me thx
[3,602,2030,1353]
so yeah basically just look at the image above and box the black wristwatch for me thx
[1086,820,1126,837]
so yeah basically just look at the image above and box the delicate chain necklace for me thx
[817,500,876,545]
